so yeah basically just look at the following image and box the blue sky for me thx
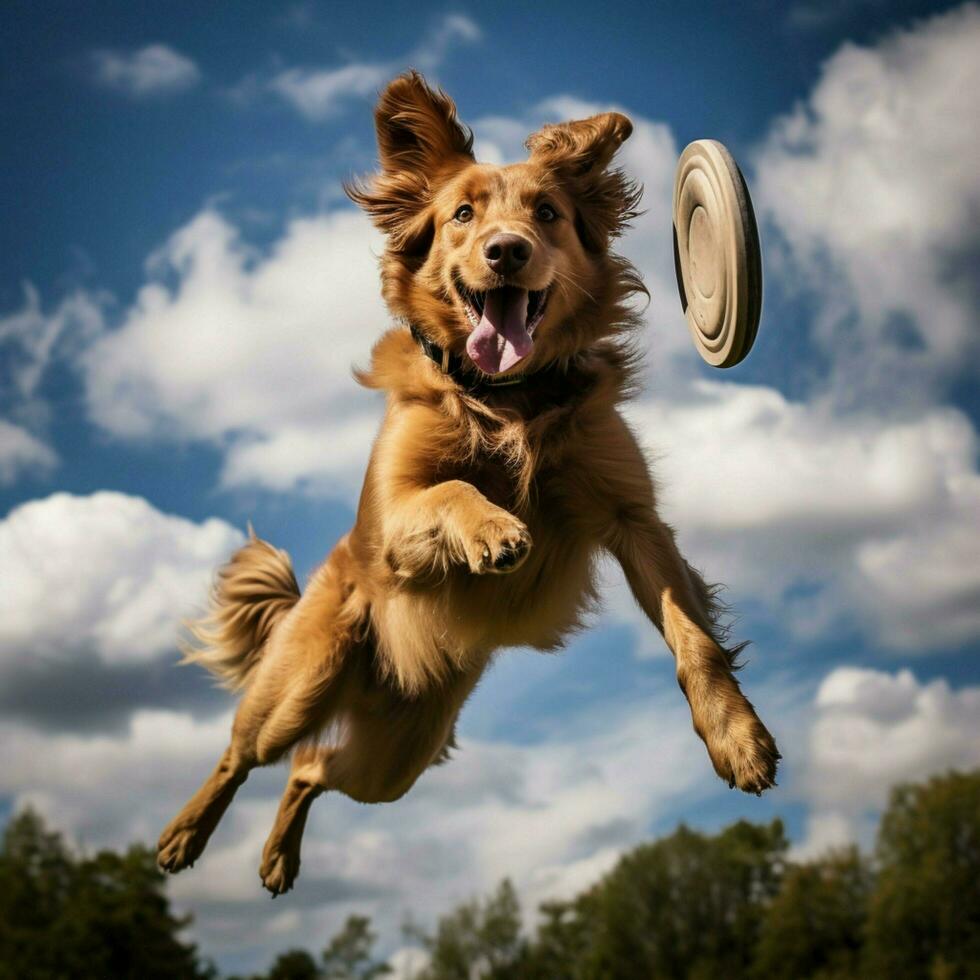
[2,1,979,974]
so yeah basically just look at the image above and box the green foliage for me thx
[864,770,980,980]
[3,769,979,980]
[322,915,392,980]
[241,916,392,980]
[0,807,213,980]
[519,898,593,979]
[409,878,526,980]
[567,819,788,979]
[753,847,872,980]
[263,949,320,980]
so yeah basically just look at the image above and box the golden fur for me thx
[158,72,779,894]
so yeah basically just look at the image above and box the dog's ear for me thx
[526,112,641,252]
[374,71,474,175]
[526,112,632,176]
[346,71,474,257]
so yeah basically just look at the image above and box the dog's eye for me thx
[453,204,474,223]
[536,203,558,223]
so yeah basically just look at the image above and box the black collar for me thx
[410,323,533,393]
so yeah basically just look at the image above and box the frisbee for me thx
[672,139,762,368]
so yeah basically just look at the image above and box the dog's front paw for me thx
[701,697,780,795]
[460,510,531,575]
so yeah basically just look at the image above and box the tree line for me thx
[1,769,977,979]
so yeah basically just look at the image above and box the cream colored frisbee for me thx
[672,140,762,368]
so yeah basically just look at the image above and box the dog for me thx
[157,71,779,895]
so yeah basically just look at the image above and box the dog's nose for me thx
[483,233,532,275]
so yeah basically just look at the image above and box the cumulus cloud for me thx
[793,667,980,855]
[89,44,202,98]
[267,14,480,121]
[620,382,980,654]
[0,492,242,727]
[81,209,387,497]
[754,2,980,404]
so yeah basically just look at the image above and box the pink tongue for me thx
[466,286,533,375]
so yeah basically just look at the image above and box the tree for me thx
[519,898,594,980]
[0,808,212,979]
[753,847,872,979]
[412,878,526,980]
[322,915,392,979]
[556,820,788,979]
[864,769,980,980]
[264,949,321,980]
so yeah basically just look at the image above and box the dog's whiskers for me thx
[551,268,598,306]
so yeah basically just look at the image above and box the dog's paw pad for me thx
[492,535,530,571]
[468,515,531,575]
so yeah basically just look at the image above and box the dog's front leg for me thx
[612,515,779,793]
[385,479,531,579]
[586,413,779,793]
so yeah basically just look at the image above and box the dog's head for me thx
[347,71,643,376]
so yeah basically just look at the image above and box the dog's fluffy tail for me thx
[181,527,301,691]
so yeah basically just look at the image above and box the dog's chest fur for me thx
[346,330,636,696]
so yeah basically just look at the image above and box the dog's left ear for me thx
[346,71,475,256]
[526,112,641,252]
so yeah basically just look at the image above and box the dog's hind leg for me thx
[258,680,470,894]
[157,743,252,873]
[158,540,364,874]
[259,745,334,895]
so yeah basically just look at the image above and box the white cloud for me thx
[622,382,980,654]
[793,667,980,856]
[81,209,386,497]
[0,707,233,846]
[855,471,980,650]
[0,283,104,403]
[270,63,388,121]
[0,420,57,485]
[267,14,481,121]
[412,14,482,70]
[754,2,980,403]
[0,491,242,669]
[0,283,105,486]
[89,44,202,98]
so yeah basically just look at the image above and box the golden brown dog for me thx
[157,71,779,895]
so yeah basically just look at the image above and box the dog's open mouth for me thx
[454,276,549,375]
